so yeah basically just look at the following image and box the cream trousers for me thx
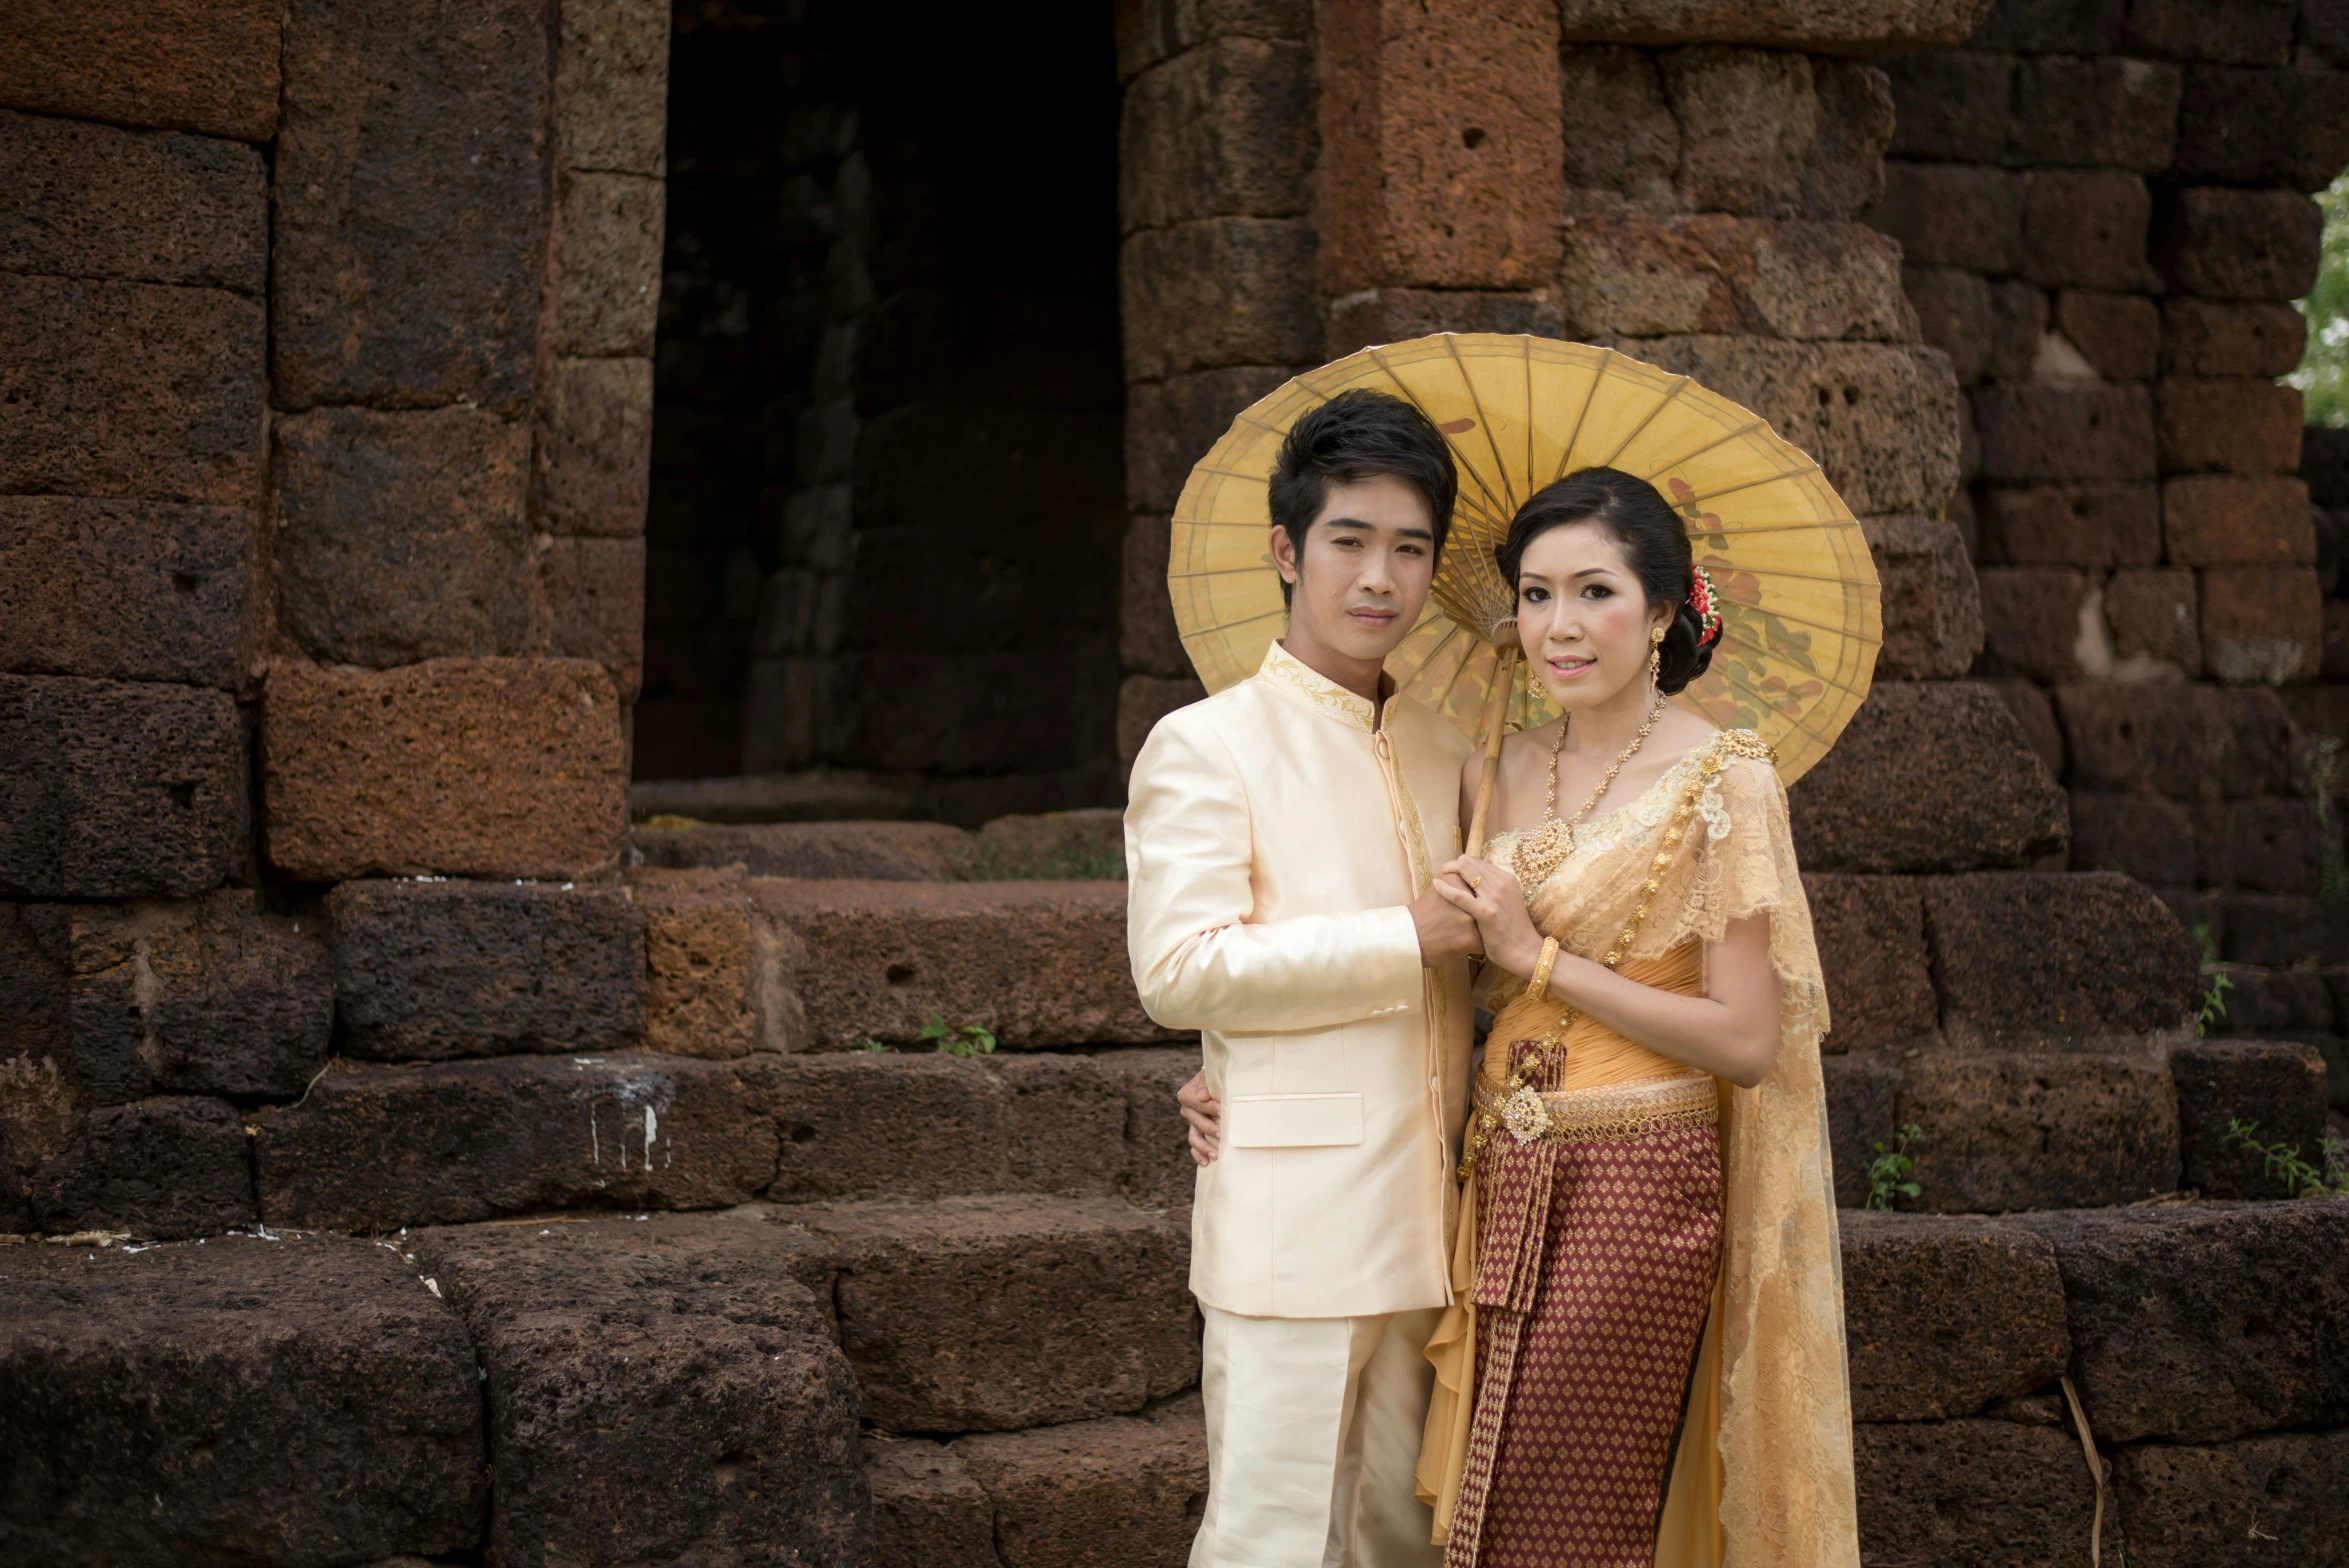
[1191,1304,1445,1568]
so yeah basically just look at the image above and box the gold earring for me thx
[1648,624,1664,679]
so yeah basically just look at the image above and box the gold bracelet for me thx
[1524,936,1560,1001]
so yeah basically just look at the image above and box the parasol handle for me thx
[1464,643,1521,859]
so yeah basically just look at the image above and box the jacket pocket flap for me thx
[1226,1092,1364,1148]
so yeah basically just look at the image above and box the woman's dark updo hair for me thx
[1495,466,1714,696]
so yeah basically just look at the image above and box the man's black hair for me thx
[1266,389,1459,603]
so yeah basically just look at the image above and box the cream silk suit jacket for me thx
[1125,642,1475,1320]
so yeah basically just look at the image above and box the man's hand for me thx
[1177,1071,1221,1166]
[1410,879,1483,965]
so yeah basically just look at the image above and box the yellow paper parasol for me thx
[1168,334,1880,843]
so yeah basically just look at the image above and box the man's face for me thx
[1270,473,1439,666]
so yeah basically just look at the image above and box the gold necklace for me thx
[1509,689,1667,888]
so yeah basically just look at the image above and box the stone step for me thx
[634,809,1125,882]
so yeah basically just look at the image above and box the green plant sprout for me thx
[918,1014,997,1057]
[850,1036,895,1053]
[2222,1119,2349,1199]
[1866,1123,1924,1212]
[2192,924,2233,1040]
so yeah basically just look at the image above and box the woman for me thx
[1415,467,1858,1567]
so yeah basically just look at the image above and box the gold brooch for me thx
[1501,1083,1552,1145]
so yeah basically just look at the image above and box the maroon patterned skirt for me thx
[1445,1090,1724,1568]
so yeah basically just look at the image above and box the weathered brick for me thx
[1823,1053,1899,1204]
[552,169,662,359]
[0,1234,486,1566]
[1923,872,2199,1044]
[1120,674,1210,776]
[2051,289,2158,382]
[409,1215,867,1568]
[1982,278,2047,383]
[954,1405,1209,1568]
[1897,1052,2180,1211]
[1979,484,2159,568]
[2212,965,2334,1037]
[1863,513,1981,679]
[29,1095,257,1239]
[1977,566,2089,684]
[1985,675,2065,778]
[1838,1212,2070,1421]
[631,869,803,1059]
[2202,566,2322,685]
[2160,297,2307,377]
[542,536,645,699]
[1125,367,1294,515]
[1901,264,1992,384]
[1119,38,1312,233]
[1867,162,2022,274]
[553,0,670,177]
[1557,0,1988,50]
[1789,683,2068,874]
[273,406,536,666]
[273,0,547,412]
[2113,1428,2349,1568]
[2171,1039,2330,1199]
[0,273,262,505]
[2158,378,2302,476]
[1854,1421,2097,1567]
[1974,384,2155,483]
[1317,0,1563,289]
[1559,213,1912,342]
[634,821,972,880]
[1558,47,1680,201]
[792,1195,1198,1432]
[2011,54,2181,171]
[2054,680,2297,799]
[535,356,653,538]
[261,658,626,881]
[2124,0,2297,65]
[328,880,644,1061]
[2155,187,2323,301]
[0,498,253,689]
[1123,514,1189,678]
[0,676,246,899]
[0,109,266,293]
[1663,51,1891,221]
[2164,475,2316,565]
[1804,876,1935,1051]
[1321,286,1566,356]
[2196,797,2328,892]
[1114,0,1311,81]
[0,0,282,141]
[253,1053,783,1231]
[2174,64,2349,190]
[2102,566,2202,674]
[868,1438,997,1568]
[1884,51,2013,163]
[2021,170,2152,293]
[2069,793,2197,884]
[2015,1201,2349,1443]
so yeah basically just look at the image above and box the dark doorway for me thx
[643,1,1126,821]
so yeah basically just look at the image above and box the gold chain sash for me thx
[1473,1071,1718,1148]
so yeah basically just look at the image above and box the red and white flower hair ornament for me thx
[1688,564,1724,648]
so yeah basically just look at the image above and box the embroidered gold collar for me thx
[1258,641,1387,732]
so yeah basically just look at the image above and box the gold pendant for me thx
[1501,1084,1552,1146]
[1513,819,1575,886]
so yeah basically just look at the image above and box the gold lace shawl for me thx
[1418,731,1861,1565]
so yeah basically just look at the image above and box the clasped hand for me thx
[1431,855,1545,977]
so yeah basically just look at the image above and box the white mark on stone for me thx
[591,1110,601,1166]
[421,1276,441,1298]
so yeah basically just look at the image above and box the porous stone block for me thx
[1823,1053,1900,1207]
[1320,287,1566,357]
[1556,0,1990,50]
[2211,966,2333,1037]
[0,108,266,293]
[1125,367,1295,515]
[1123,514,1189,677]
[261,658,626,881]
[1982,277,2048,383]
[1837,1212,2070,1422]
[868,1439,1000,1568]
[757,879,1182,1049]
[1974,384,2155,483]
[1976,566,2088,684]
[29,1095,257,1239]
[2171,1039,2330,1199]
[553,0,670,177]
[408,1215,868,1568]
[552,169,662,358]
[1973,0,2126,54]
[542,536,644,699]
[2102,567,2203,675]
[2015,1200,2349,1443]
[252,1053,783,1231]
[1867,162,2021,274]
[1984,676,2064,778]
[792,1195,1198,1432]
[274,0,547,412]
[1121,674,1211,775]
[1662,53,1891,220]
[2051,289,2159,382]
[2202,566,2322,685]
[273,406,535,666]
[2156,379,2303,476]
[65,891,333,1103]
[770,1053,1017,1203]
[0,676,246,899]
[2069,794,2197,885]
[1558,213,1912,342]
[534,357,654,537]
[1315,0,1563,289]
[2161,297,2306,377]
[1114,1045,1208,1210]
[2155,187,2323,302]
[0,0,283,141]
[1610,338,1959,515]
[0,498,254,689]
[2164,475,2315,565]
[2011,54,2181,172]
[2195,797,2327,892]
[631,869,794,1059]
[1884,51,2013,163]
[1853,1420,2097,1567]
[1921,872,2199,1045]
[1804,874,1935,1050]
[2126,0,2296,63]
[1786,682,2069,875]
[1119,38,1312,233]
[955,1406,1209,1568]
[995,1054,1134,1197]
[1864,514,1980,678]
[2054,680,2297,799]
[2174,63,2349,190]
[0,273,261,505]
[2113,1428,2349,1568]
[635,821,973,880]
[1895,1052,2180,1211]
[1978,484,2159,568]
[1902,264,1992,383]
[0,1233,485,1566]
[1119,219,1320,380]
[328,880,644,1060]
[1558,47,1680,202]
[1114,0,1310,81]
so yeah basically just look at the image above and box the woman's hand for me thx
[1177,1071,1220,1166]
[1433,856,1545,976]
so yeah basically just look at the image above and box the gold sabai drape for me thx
[1415,735,1862,1566]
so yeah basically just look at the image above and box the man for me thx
[1125,389,1478,1568]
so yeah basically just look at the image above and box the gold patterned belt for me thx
[1472,1073,1717,1149]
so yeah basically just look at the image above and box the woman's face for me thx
[1515,522,1670,711]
